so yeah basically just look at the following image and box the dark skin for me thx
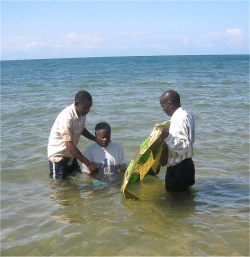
[88,129,126,183]
[65,100,98,175]
[96,129,111,148]
[86,129,111,180]
[159,90,181,139]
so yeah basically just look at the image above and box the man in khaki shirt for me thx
[48,90,98,186]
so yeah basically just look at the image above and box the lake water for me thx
[1,55,249,256]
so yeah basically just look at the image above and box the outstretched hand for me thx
[155,122,171,131]
[87,162,99,175]
[88,173,101,181]
[159,122,171,140]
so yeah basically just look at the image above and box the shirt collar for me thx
[171,107,183,119]
[71,103,80,119]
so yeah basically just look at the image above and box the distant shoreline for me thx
[1,53,249,62]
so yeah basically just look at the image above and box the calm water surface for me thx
[1,55,249,256]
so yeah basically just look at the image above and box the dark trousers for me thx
[49,157,81,180]
[165,158,195,192]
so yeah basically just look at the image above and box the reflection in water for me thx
[118,176,199,256]
[124,175,197,205]
[46,174,248,256]
[123,177,197,220]
[49,173,249,256]
[49,175,123,225]
[50,174,198,228]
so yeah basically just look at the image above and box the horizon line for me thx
[1,53,249,62]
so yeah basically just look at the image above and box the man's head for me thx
[160,90,181,117]
[95,122,111,148]
[74,91,92,116]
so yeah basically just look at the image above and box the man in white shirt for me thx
[82,122,127,184]
[48,91,98,186]
[159,90,195,192]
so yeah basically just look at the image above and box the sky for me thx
[1,0,249,60]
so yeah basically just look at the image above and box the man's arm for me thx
[164,116,193,154]
[82,127,96,141]
[160,121,171,141]
[65,141,98,174]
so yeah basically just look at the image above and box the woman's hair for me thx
[95,122,111,134]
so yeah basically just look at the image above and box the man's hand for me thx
[86,162,99,175]
[159,143,169,166]
[64,141,99,174]
[160,122,171,140]
[88,173,101,181]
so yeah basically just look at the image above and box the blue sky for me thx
[1,1,249,60]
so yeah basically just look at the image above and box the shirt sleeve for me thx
[60,118,73,142]
[81,149,91,174]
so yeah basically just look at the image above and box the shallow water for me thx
[1,55,249,256]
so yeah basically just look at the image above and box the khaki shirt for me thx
[48,103,86,163]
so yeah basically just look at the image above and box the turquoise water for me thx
[1,55,249,256]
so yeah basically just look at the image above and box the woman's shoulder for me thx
[108,141,122,148]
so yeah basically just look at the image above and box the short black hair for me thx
[95,122,111,134]
[75,91,92,103]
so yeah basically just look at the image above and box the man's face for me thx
[75,100,92,116]
[96,130,111,148]
[160,99,172,117]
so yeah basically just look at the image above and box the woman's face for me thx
[96,129,111,148]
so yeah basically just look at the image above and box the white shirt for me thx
[82,142,127,180]
[48,103,86,163]
[164,107,195,166]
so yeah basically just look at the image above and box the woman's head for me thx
[95,122,111,148]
